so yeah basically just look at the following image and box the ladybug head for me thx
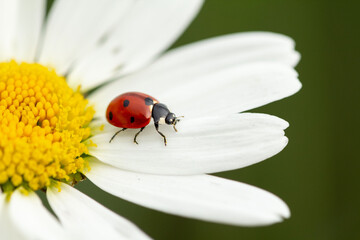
[165,113,176,125]
[165,113,182,132]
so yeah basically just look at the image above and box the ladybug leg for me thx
[134,127,145,145]
[154,122,167,146]
[109,128,127,143]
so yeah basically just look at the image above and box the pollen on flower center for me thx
[0,61,95,192]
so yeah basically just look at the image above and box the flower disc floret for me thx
[0,61,94,191]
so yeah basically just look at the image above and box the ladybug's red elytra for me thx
[106,92,181,146]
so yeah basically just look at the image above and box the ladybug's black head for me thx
[165,113,176,125]
[165,112,182,132]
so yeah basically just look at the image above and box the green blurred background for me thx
[55,0,359,239]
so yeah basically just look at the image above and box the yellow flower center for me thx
[0,61,94,192]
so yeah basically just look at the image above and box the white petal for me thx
[67,0,204,90]
[38,0,133,75]
[13,0,45,62]
[0,0,45,62]
[165,63,301,118]
[0,192,18,240]
[5,189,67,240]
[0,0,44,61]
[87,159,290,226]
[0,0,17,61]
[148,31,300,71]
[89,113,288,175]
[90,62,301,120]
[47,183,151,240]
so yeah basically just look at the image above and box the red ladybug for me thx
[106,92,181,145]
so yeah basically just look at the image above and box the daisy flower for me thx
[0,0,301,239]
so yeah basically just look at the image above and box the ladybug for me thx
[106,92,181,146]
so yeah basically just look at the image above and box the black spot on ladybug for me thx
[109,111,113,120]
[145,98,154,106]
[123,99,130,107]
[130,116,135,123]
